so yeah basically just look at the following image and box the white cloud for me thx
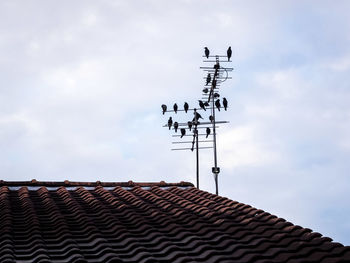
[220,125,281,168]
[323,55,350,72]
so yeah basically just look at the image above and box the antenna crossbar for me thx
[171,146,213,151]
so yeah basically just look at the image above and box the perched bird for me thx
[187,121,193,131]
[202,88,209,94]
[168,117,173,130]
[204,47,210,59]
[206,127,211,138]
[215,99,221,111]
[180,128,186,138]
[206,73,211,85]
[214,92,220,98]
[174,122,179,133]
[173,103,178,113]
[199,100,206,111]
[209,115,214,123]
[227,46,232,61]
[223,97,228,111]
[184,102,189,113]
[161,104,167,115]
[204,102,209,107]
[194,112,203,121]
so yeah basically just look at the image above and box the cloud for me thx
[220,125,282,169]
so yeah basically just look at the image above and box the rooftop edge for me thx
[0,180,194,187]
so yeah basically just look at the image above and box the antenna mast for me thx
[161,47,233,194]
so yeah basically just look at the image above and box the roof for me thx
[1,180,349,263]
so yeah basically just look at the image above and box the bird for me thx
[204,47,210,59]
[194,112,203,121]
[227,46,232,61]
[187,121,193,131]
[215,99,221,111]
[199,100,206,111]
[206,73,211,85]
[173,103,178,113]
[168,117,173,130]
[204,102,209,107]
[223,97,228,111]
[180,128,186,138]
[206,127,211,138]
[202,88,209,94]
[184,102,189,113]
[161,104,167,115]
[214,92,220,98]
[209,115,214,123]
[174,122,179,132]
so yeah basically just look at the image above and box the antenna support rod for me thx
[212,56,220,195]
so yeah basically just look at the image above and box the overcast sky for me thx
[1,0,350,245]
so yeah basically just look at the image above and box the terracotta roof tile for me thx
[0,180,349,262]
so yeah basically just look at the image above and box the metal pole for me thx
[212,88,219,195]
[212,57,220,195]
[196,127,199,189]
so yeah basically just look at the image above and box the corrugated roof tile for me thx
[0,180,349,262]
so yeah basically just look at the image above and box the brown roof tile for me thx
[0,180,349,263]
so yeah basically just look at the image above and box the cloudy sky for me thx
[1,0,350,245]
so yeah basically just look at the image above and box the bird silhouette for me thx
[204,47,210,59]
[199,100,206,111]
[194,112,203,121]
[174,122,179,132]
[173,103,178,113]
[206,127,211,138]
[187,121,193,131]
[206,73,211,85]
[223,97,228,111]
[209,115,214,123]
[215,99,221,111]
[227,46,232,61]
[184,102,189,113]
[168,117,173,130]
[214,92,220,98]
[161,104,167,115]
[180,128,186,138]
[202,88,209,94]
[204,102,209,107]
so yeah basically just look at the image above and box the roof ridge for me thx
[0,179,194,187]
